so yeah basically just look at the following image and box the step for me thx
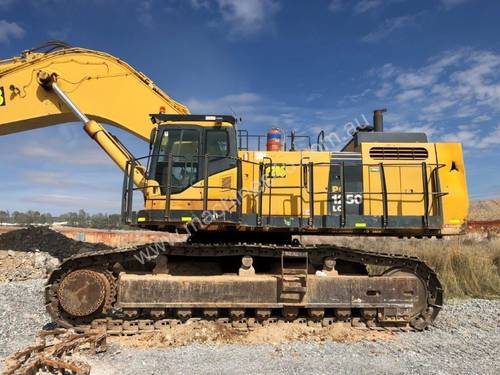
[282,251,308,258]
[282,275,306,282]
[282,268,308,276]
[282,286,307,293]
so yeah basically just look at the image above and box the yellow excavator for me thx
[0,41,468,332]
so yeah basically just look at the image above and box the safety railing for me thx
[122,154,446,231]
[237,130,323,151]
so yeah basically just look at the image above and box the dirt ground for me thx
[0,225,498,374]
[1,279,498,375]
[113,320,393,348]
[0,249,55,282]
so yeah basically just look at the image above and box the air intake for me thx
[369,147,428,160]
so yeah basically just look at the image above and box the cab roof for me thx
[150,114,237,126]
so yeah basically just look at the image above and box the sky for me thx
[0,0,499,214]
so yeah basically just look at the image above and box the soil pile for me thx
[0,226,112,260]
[115,321,393,348]
[469,198,500,221]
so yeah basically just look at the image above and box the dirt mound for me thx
[114,321,393,348]
[469,199,500,221]
[0,226,112,260]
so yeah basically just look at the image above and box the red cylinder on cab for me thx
[266,128,282,151]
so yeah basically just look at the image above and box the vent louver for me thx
[369,147,428,160]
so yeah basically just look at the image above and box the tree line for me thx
[0,209,128,229]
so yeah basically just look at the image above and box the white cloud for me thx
[0,20,25,44]
[395,51,464,89]
[472,114,491,123]
[187,0,280,37]
[370,48,500,118]
[329,0,403,15]
[328,0,344,13]
[22,171,65,186]
[353,0,382,14]
[305,93,323,102]
[442,125,479,144]
[215,0,280,37]
[341,88,372,103]
[422,99,456,114]
[395,89,424,103]
[477,125,500,148]
[18,141,111,166]
[352,47,500,148]
[137,0,153,27]
[361,15,417,43]
[387,122,438,137]
[442,124,500,149]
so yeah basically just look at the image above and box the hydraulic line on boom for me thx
[37,71,151,192]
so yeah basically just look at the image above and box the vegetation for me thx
[381,237,500,299]
[0,209,127,229]
[308,236,500,300]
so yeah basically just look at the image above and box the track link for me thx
[46,242,443,334]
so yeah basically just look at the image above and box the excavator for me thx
[0,41,468,333]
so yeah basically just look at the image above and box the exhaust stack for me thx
[373,108,387,132]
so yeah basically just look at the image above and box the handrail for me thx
[379,163,388,227]
[422,162,429,228]
[340,161,346,227]
[122,153,448,227]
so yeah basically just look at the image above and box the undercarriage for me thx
[46,241,443,334]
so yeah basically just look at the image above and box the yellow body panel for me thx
[154,143,468,235]
[435,143,469,232]
[361,142,439,217]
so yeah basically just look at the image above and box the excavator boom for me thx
[0,42,189,190]
[0,42,188,139]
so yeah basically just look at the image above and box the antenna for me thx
[229,106,242,123]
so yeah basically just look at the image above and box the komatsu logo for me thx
[0,87,5,106]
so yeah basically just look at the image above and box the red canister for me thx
[266,128,282,151]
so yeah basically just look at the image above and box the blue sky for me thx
[1,0,499,214]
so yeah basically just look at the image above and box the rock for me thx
[7,250,14,257]
[33,252,46,269]
[45,256,60,273]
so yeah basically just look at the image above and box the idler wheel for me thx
[57,269,110,317]
[382,267,429,328]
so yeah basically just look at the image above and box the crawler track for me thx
[45,242,443,335]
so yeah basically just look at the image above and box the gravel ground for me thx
[0,278,498,375]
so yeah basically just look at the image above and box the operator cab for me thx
[148,114,238,194]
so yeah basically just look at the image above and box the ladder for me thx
[280,250,308,304]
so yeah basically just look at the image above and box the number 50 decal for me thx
[0,86,5,106]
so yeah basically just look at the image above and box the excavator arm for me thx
[0,42,189,194]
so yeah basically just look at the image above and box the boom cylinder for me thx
[39,73,157,195]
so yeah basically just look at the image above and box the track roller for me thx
[335,308,351,321]
[176,309,192,320]
[203,308,218,319]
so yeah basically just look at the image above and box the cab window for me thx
[155,128,200,193]
[206,130,229,158]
